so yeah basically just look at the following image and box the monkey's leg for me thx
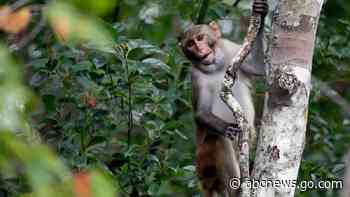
[196,137,219,194]
[221,189,230,197]
[203,190,219,197]
[196,128,224,197]
[196,128,240,197]
[219,137,240,197]
[223,185,238,197]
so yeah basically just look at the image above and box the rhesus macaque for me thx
[179,0,268,196]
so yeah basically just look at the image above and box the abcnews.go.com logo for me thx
[229,177,343,192]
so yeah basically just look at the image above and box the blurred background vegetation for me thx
[0,0,349,196]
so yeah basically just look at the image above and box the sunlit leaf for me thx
[0,6,31,33]
[0,45,33,134]
[47,2,115,52]
[139,3,160,24]
[73,172,91,197]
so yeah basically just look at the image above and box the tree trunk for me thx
[252,0,324,197]
[342,153,350,197]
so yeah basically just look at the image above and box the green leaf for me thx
[174,129,188,140]
[90,170,118,197]
[87,136,107,149]
[76,76,98,89]
[42,95,57,112]
[70,0,118,16]
[72,61,93,72]
[142,58,170,73]
[30,58,49,70]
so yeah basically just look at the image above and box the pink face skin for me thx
[186,33,216,65]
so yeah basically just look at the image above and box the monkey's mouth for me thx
[200,52,214,65]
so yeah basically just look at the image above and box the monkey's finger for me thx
[226,133,236,141]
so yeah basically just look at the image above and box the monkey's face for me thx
[181,25,219,65]
[184,33,216,65]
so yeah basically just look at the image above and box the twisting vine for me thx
[220,1,266,196]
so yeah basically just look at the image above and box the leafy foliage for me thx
[0,0,349,196]
[0,44,117,196]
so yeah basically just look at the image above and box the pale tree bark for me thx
[252,0,324,197]
[342,154,350,197]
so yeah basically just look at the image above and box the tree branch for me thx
[10,0,32,11]
[220,2,266,197]
[312,77,350,117]
[10,13,45,52]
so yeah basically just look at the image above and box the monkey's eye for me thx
[187,40,195,48]
[197,34,204,41]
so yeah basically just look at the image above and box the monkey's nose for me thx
[196,46,206,53]
[197,49,206,56]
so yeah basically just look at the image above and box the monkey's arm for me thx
[194,107,230,136]
[241,24,265,75]
[241,0,268,75]
[192,72,237,138]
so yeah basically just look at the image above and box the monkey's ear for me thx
[209,21,222,39]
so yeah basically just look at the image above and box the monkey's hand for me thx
[253,0,268,18]
[225,124,241,140]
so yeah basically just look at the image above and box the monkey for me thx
[179,1,268,196]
